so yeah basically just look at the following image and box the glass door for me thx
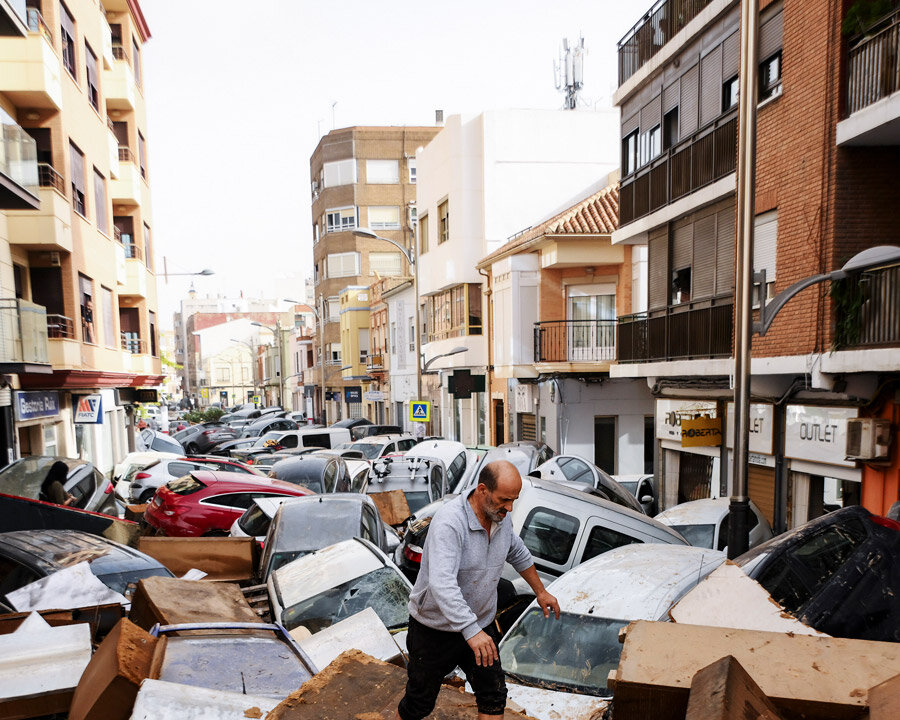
[566,284,616,361]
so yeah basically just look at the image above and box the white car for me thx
[113,451,180,504]
[498,544,726,720]
[654,497,773,552]
[341,434,418,460]
[404,440,479,491]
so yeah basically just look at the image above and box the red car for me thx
[144,470,314,537]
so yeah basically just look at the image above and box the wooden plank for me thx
[128,577,262,632]
[612,621,900,720]
[685,655,786,720]
[867,672,900,720]
[137,536,257,582]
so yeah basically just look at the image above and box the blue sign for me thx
[410,401,431,422]
[14,391,60,421]
[344,386,362,403]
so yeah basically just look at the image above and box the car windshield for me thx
[671,523,716,549]
[618,481,638,494]
[281,566,409,634]
[404,491,430,513]
[500,609,627,697]
[351,443,383,459]
[166,474,206,496]
[0,457,70,497]
[254,432,282,447]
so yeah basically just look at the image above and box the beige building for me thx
[0,0,159,475]
[308,125,440,423]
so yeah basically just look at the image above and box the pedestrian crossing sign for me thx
[410,401,431,422]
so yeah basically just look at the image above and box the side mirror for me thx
[640,495,653,504]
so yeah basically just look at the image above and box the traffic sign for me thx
[410,401,431,422]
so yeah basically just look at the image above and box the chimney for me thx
[435,109,444,126]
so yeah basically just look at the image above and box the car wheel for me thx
[186,443,200,454]
[138,489,156,504]
[202,529,229,537]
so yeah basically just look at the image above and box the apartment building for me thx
[416,109,620,444]
[610,0,900,529]
[309,125,440,424]
[477,177,655,473]
[0,0,160,474]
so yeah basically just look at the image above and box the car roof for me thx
[185,470,312,493]
[545,544,726,620]
[330,418,372,428]
[351,434,409,445]
[406,440,466,458]
[0,529,167,576]
[655,498,731,525]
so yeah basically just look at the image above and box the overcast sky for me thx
[139,1,640,326]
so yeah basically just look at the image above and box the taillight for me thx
[135,472,151,480]
[403,543,423,564]
[871,515,900,532]
[202,430,214,436]
[104,482,114,494]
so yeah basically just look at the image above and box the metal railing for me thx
[852,264,900,347]
[46,314,74,339]
[37,163,65,194]
[118,146,136,164]
[0,298,49,364]
[618,0,714,84]
[846,7,900,115]
[620,112,736,226]
[617,297,733,362]
[533,320,618,363]
[366,353,385,371]
[122,335,145,354]
[123,241,142,260]
[111,44,130,65]
[26,7,53,46]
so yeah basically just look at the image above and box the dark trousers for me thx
[398,616,507,720]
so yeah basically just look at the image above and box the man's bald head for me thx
[478,460,522,494]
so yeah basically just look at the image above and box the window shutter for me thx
[648,227,669,310]
[700,46,723,126]
[759,9,784,60]
[366,160,399,184]
[369,252,403,277]
[622,108,640,137]
[716,204,736,295]
[672,219,692,270]
[60,3,75,36]
[663,78,680,113]
[681,64,699,136]
[368,206,400,230]
[692,212,717,299]
[753,210,778,282]
[722,31,740,80]
[69,142,85,193]
[324,159,356,187]
[641,95,661,133]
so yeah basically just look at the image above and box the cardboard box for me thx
[368,490,411,527]
[128,576,262,631]
[137,536,258,582]
[0,604,124,642]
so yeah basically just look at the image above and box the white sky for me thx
[139,0,640,327]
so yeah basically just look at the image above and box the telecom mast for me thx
[555,37,584,110]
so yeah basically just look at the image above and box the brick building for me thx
[610,0,900,530]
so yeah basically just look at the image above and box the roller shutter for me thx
[681,64,700,136]
[700,46,723,127]
[716,204,736,295]
[672,219,693,271]
[753,210,778,284]
[641,95,662,134]
[648,227,669,310]
[748,464,776,527]
[722,30,740,80]
[759,8,784,61]
[692,212,717,299]
[663,78,680,113]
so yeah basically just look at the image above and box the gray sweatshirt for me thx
[408,492,534,640]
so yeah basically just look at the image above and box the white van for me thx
[293,427,352,450]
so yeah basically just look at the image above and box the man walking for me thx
[398,460,560,720]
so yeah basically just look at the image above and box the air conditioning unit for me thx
[845,418,892,461]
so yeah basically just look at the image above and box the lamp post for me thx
[251,320,285,409]
[423,346,468,372]
[161,260,214,283]
[353,227,422,401]
[728,244,900,558]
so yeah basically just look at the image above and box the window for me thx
[328,344,342,364]
[581,526,641,563]
[366,159,399,184]
[93,168,107,234]
[663,108,679,150]
[69,141,86,216]
[723,75,739,111]
[132,36,142,87]
[85,43,99,111]
[60,2,75,78]
[390,322,396,354]
[622,130,638,176]
[312,222,319,244]
[323,158,356,187]
[671,267,691,304]
[327,296,340,322]
[759,52,782,101]
[753,210,778,302]
[369,252,402,277]
[408,158,416,183]
[79,274,94,344]
[327,252,360,278]
[408,317,415,351]
[149,310,156,356]
[438,200,449,244]
[426,284,482,341]
[101,286,114,348]
[520,507,579,566]
[325,207,357,233]
[216,366,231,383]
[143,223,152,269]
[138,132,146,178]
[639,125,661,167]
[418,212,429,254]
[368,206,401,230]
[594,416,616,474]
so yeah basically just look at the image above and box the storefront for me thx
[655,399,722,510]
[13,390,66,459]
[725,402,777,528]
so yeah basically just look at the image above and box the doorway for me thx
[567,284,616,361]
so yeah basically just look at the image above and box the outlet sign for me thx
[726,403,774,455]
[785,405,857,467]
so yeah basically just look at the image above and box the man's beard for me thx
[484,501,507,524]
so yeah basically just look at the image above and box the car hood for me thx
[505,682,610,720]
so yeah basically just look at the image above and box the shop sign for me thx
[725,403,774,454]
[344,386,362,403]
[14,391,60,421]
[785,405,857,468]
[74,394,103,424]
[681,417,722,447]
[364,390,385,402]
[656,399,717,441]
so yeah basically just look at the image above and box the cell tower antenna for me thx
[554,36,585,110]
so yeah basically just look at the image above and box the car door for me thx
[574,515,645,566]
[516,502,582,579]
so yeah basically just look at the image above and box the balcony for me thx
[6,163,72,251]
[618,0,714,85]
[103,52,136,111]
[837,7,900,145]
[366,353,385,373]
[836,264,900,349]
[110,149,142,205]
[122,335,146,354]
[0,117,39,209]
[46,313,74,339]
[121,252,149,298]
[0,0,28,37]
[0,298,50,372]
[533,320,617,373]
[620,111,736,228]
[617,296,733,363]
[0,10,61,109]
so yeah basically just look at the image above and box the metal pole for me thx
[277,319,286,409]
[728,0,760,560]
[319,306,327,424]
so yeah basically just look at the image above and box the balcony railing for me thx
[37,163,64,194]
[534,320,617,363]
[26,7,53,46]
[617,297,733,363]
[123,241,142,260]
[846,7,900,116]
[845,264,900,348]
[366,353,385,371]
[122,335,145,354]
[618,0,714,84]
[111,44,130,65]
[1,120,39,195]
[0,298,49,364]
[620,112,737,227]
[46,314,74,339]
[118,146,135,164]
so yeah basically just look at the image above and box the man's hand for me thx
[535,589,560,619]
[466,630,499,667]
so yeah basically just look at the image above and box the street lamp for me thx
[353,227,423,401]
[423,346,468,372]
[728,244,900,558]
[251,320,285,410]
[161,259,214,283]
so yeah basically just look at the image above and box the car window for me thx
[398,439,416,451]
[203,492,257,509]
[538,446,554,464]
[429,467,444,502]
[717,514,730,552]
[362,505,381,543]
[447,453,466,486]
[68,470,96,507]
[350,468,367,494]
[282,435,298,448]
[520,507,579,566]
[581,525,642,563]
[323,461,337,493]
[0,556,41,599]
[560,458,592,484]
[168,461,197,477]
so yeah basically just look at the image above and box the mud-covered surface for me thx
[129,576,262,631]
